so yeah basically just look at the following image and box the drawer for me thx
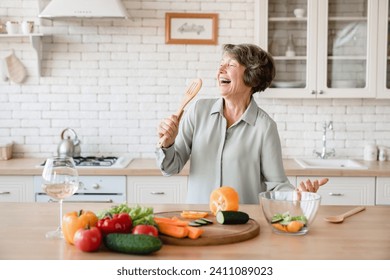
[297,176,375,206]
[127,176,187,204]
[0,176,34,202]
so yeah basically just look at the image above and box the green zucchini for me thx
[216,211,249,225]
[193,219,208,225]
[188,221,202,227]
[105,233,162,255]
[200,218,213,224]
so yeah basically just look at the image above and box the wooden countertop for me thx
[0,202,389,260]
[0,157,389,177]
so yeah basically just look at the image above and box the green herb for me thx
[271,212,307,225]
[97,203,156,226]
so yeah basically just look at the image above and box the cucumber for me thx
[216,211,249,225]
[194,219,208,225]
[188,221,202,227]
[105,233,162,255]
[200,218,213,224]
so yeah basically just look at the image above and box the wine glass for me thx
[42,156,79,239]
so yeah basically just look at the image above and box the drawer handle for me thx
[0,191,11,195]
[150,192,165,195]
[329,192,344,196]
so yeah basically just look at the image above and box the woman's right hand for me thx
[157,114,179,148]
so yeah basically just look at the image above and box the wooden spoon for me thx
[324,206,366,223]
[157,78,202,148]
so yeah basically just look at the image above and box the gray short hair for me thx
[222,44,275,94]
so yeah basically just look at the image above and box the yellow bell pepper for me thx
[62,210,98,245]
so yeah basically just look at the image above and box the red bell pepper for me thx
[97,213,132,235]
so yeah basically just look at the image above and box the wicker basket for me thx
[0,143,13,160]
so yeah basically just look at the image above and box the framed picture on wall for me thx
[165,13,218,45]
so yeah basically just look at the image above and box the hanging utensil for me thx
[157,78,202,148]
[4,50,27,84]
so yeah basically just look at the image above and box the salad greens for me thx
[97,203,156,226]
[271,212,308,225]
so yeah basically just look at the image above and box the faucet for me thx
[314,121,335,159]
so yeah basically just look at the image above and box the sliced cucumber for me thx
[194,219,208,225]
[188,221,202,227]
[200,218,213,224]
[216,211,249,225]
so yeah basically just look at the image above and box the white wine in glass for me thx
[42,156,79,239]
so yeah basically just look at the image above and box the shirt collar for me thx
[210,97,258,126]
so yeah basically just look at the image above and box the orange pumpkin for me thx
[209,186,239,216]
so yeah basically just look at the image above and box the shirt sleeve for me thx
[155,101,196,176]
[260,120,295,191]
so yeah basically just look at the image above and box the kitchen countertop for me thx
[0,202,389,260]
[0,157,389,177]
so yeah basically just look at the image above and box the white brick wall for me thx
[0,0,389,160]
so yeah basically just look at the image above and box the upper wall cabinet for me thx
[377,0,390,99]
[255,0,378,98]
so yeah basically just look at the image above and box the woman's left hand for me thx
[297,178,328,192]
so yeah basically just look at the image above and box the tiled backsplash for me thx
[0,0,389,160]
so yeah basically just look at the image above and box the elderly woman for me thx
[156,43,327,204]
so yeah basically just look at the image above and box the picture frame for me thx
[165,13,218,45]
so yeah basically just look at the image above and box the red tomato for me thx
[131,225,158,237]
[73,226,102,252]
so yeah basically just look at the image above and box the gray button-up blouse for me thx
[156,97,294,204]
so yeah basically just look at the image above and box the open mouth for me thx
[220,78,231,84]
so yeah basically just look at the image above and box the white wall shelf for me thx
[0,33,44,76]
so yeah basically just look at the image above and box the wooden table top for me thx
[0,203,389,260]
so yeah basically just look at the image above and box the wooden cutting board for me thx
[155,211,260,246]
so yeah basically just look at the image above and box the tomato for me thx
[73,226,102,252]
[131,225,158,237]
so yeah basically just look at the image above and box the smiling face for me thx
[216,53,252,101]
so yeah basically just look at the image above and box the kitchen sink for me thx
[294,158,368,170]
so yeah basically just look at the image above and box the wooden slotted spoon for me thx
[157,78,202,148]
[324,206,366,223]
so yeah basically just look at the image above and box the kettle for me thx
[57,128,81,157]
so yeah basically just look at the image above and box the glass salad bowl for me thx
[259,191,321,236]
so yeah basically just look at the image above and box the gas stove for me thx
[39,155,133,168]
[72,156,133,168]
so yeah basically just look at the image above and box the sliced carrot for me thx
[180,211,209,219]
[157,223,189,238]
[272,223,287,232]
[286,221,304,233]
[154,216,189,226]
[171,216,190,226]
[186,226,204,240]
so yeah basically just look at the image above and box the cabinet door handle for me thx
[329,192,344,196]
[150,192,165,195]
[311,90,316,95]
[0,191,11,195]
[318,90,324,94]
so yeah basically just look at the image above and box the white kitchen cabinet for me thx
[126,176,187,205]
[376,0,390,98]
[376,177,390,205]
[0,176,34,202]
[297,176,376,205]
[0,34,44,76]
[255,0,377,98]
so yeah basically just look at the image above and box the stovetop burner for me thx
[39,155,133,169]
[72,156,118,166]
